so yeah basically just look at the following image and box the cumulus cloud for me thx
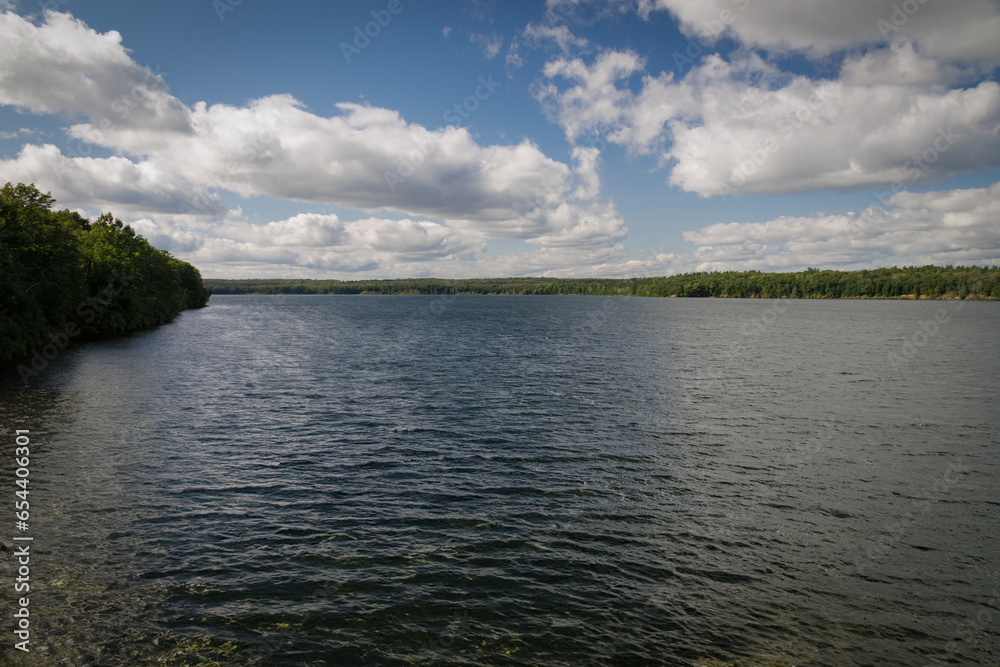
[640,0,1000,63]
[0,143,227,216]
[536,49,647,143]
[0,9,628,276]
[0,11,191,132]
[570,145,602,200]
[537,45,1000,196]
[533,1,1000,199]
[128,214,630,280]
[6,7,997,279]
[131,213,487,277]
[667,51,1000,196]
[679,182,1000,271]
[839,41,968,87]
[524,200,626,249]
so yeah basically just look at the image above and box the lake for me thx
[1,295,997,665]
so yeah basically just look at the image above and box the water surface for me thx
[1,296,997,665]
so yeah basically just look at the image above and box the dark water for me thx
[1,295,998,666]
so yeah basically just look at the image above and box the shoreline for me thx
[202,266,999,300]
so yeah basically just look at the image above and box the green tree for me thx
[0,184,87,360]
[1,183,211,369]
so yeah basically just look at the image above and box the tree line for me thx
[1,183,211,376]
[204,265,999,299]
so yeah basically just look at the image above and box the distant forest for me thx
[1,183,210,372]
[205,265,1000,300]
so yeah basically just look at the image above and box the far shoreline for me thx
[208,292,996,300]
[202,266,999,300]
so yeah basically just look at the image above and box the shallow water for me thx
[1,295,997,665]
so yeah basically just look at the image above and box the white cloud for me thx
[642,0,1000,63]
[0,10,628,270]
[0,127,34,139]
[132,212,487,277]
[839,41,965,87]
[536,49,646,143]
[523,23,589,55]
[667,52,1000,196]
[113,179,1000,279]
[679,182,1000,271]
[537,47,1000,196]
[0,11,190,132]
[222,213,348,247]
[6,7,998,279]
[0,143,227,216]
[505,35,525,71]
[345,217,483,260]
[532,2,1000,201]
[470,32,504,60]
[524,200,626,249]
[129,214,630,280]
[570,145,602,200]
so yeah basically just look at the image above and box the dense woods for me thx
[205,265,1000,299]
[1,183,210,373]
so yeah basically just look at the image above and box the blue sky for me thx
[1,0,999,278]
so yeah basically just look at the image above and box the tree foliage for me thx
[204,266,1000,300]
[1,183,210,366]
